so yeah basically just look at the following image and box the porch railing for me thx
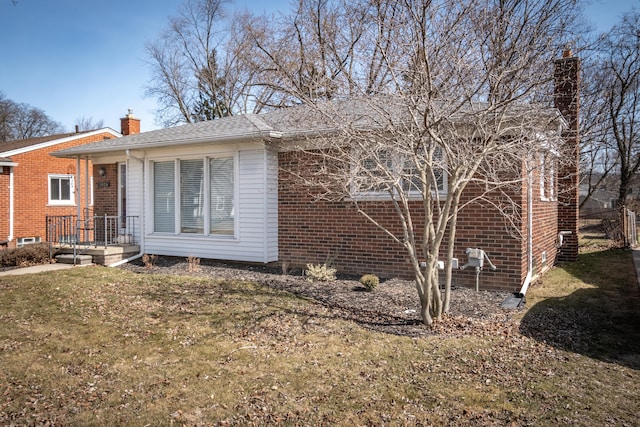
[46,214,139,249]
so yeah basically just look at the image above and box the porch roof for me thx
[51,114,278,158]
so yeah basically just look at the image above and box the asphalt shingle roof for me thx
[53,115,274,157]
[52,97,567,158]
[0,131,92,154]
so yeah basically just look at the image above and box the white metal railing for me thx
[46,214,138,249]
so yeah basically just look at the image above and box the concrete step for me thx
[56,254,93,265]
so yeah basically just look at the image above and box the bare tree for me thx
[145,0,266,126]
[241,0,404,106]
[0,93,64,141]
[145,0,229,126]
[578,55,618,209]
[272,0,584,326]
[598,12,640,207]
[74,116,104,132]
[0,92,16,141]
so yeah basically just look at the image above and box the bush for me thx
[0,243,51,267]
[305,263,336,282]
[359,274,379,291]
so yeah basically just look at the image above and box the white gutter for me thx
[109,149,145,267]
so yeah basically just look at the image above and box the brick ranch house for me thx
[0,124,133,249]
[53,52,579,293]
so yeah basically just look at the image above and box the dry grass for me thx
[0,260,638,426]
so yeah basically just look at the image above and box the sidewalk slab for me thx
[0,263,90,276]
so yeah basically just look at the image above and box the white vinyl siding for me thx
[144,148,277,263]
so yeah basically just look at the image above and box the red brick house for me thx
[0,115,141,249]
[52,53,579,294]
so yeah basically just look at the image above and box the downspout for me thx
[109,149,145,267]
[518,164,535,298]
[84,156,90,217]
[76,156,82,220]
[8,166,14,242]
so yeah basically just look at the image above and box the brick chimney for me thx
[120,109,141,136]
[554,48,580,262]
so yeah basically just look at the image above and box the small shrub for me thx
[359,274,379,291]
[305,263,336,282]
[187,256,200,272]
[0,243,51,267]
[142,254,157,269]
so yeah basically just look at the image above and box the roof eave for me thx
[51,130,273,159]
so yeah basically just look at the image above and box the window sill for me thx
[348,192,447,202]
[47,203,77,207]
[148,232,239,242]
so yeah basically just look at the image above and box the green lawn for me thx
[0,252,638,426]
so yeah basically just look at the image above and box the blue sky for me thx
[0,0,637,134]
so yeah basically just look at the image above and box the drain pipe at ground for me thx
[109,149,145,268]
[503,167,534,308]
[518,166,534,298]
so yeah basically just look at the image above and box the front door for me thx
[118,162,127,234]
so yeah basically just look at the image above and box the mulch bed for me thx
[119,256,519,337]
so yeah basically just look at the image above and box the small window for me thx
[17,237,41,248]
[352,147,446,197]
[540,153,556,201]
[49,175,75,205]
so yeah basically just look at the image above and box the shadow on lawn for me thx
[519,248,640,370]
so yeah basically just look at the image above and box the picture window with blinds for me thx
[152,156,235,237]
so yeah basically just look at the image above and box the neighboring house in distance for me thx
[0,114,140,249]
[52,53,579,293]
[580,172,640,218]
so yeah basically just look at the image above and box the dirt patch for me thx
[119,256,518,337]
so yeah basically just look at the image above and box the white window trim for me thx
[540,153,556,202]
[48,174,75,206]
[150,154,238,239]
[350,149,447,200]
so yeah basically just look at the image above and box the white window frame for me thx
[17,236,41,248]
[540,152,556,201]
[48,174,75,205]
[150,154,238,239]
[351,148,447,199]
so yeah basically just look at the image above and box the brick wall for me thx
[278,150,528,292]
[554,51,580,262]
[530,153,560,278]
[10,132,117,244]
[92,163,119,217]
